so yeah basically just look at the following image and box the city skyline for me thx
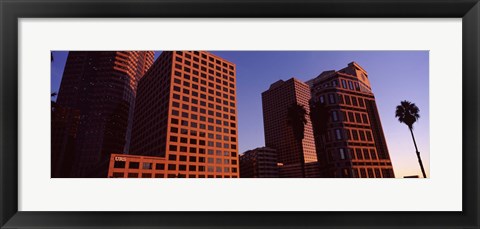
[52,50,429,178]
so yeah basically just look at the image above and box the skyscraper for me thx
[130,51,240,178]
[307,62,395,178]
[53,51,154,177]
[261,78,318,177]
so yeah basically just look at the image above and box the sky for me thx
[51,51,429,178]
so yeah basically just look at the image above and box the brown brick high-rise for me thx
[130,51,239,178]
[262,78,318,177]
[53,51,154,177]
[307,62,395,178]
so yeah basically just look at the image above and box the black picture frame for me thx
[1,0,479,228]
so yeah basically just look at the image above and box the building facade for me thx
[307,62,395,178]
[261,78,318,177]
[51,103,80,177]
[240,147,279,178]
[130,51,240,178]
[53,51,154,177]
[108,153,169,178]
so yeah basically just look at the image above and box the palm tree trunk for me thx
[299,141,306,178]
[409,127,427,178]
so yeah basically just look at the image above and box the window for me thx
[352,97,358,106]
[354,113,361,123]
[359,98,365,107]
[129,162,139,169]
[352,130,359,140]
[142,162,152,170]
[339,148,346,160]
[348,81,354,90]
[356,149,363,160]
[112,172,124,178]
[341,79,347,88]
[172,110,179,116]
[359,131,366,141]
[127,173,138,178]
[328,94,335,104]
[332,111,338,122]
[335,129,342,140]
[348,112,354,122]
[370,149,378,160]
[366,131,373,141]
[363,149,370,160]
[155,163,164,170]
[362,114,368,124]
[345,95,351,105]
[114,161,125,168]
[189,147,197,153]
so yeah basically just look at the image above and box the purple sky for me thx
[51,51,429,178]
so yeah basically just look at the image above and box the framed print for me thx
[1,0,479,228]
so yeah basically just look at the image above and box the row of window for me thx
[327,147,379,162]
[174,61,235,82]
[173,69,235,90]
[319,93,369,110]
[169,130,236,142]
[175,51,234,71]
[113,161,238,173]
[346,167,394,178]
[111,172,238,178]
[170,117,235,131]
[170,124,236,136]
[169,140,237,151]
[171,94,236,115]
[312,76,370,94]
[325,128,374,143]
[173,78,235,100]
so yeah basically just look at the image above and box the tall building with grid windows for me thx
[307,62,395,178]
[261,78,318,177]
[129,51,239,178]
[53,51,155,178]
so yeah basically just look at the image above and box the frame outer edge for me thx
[1,0,19,228]
[1,0,480,228]
[463,1,480,228]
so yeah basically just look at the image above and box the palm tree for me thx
[395,100,427,178]
[287,103,308,178]
[309,100,330,177]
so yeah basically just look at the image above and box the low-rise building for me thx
[240,147,279,178]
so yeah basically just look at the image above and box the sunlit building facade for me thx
[261,78,318,177]
[53,51,154,177]
[130,51,240,178]
[307,62,395,178]
[108,153,169,178]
